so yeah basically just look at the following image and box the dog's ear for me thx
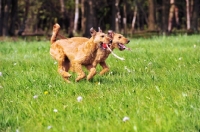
[98,27,102,32]
[107,30,114,38]
[90,27,97,36]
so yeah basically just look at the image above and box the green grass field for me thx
[0,35,200,132]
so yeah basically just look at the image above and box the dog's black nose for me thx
[110,39,112,43]
[127,40,130,44]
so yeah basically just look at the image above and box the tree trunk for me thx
[68,13,74,37]
[84,0,96,37]
[148,0,156,31]
[131,6,137,33]
[168,0,175,32]
[9,0,18,36]
[60,0,65,17]
[73,0,79,34]
[115,0,120,33]
[186,0,191,30]
[81,0,86,35]
[137,0,148,29]
[174,6,179,28]
[3,0,12,36]
[111,0,116,31]
[18,0,29,35]
[0,0,3,35]
[162,0,168,33]
[123,1,127,34]
[59,0,71,34]
[191,0,199,32]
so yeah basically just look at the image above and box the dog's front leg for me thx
[86,65,96,80]
[99,61,109,75]
[73,62,86,82]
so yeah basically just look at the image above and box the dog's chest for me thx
[95,50,110,61]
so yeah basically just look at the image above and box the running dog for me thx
[50,23,112,82]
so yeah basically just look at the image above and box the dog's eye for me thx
[101,35,104,38]
[118,36,121,39]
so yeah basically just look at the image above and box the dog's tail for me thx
[51,23,60,44]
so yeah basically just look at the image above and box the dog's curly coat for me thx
[50,23,112,82]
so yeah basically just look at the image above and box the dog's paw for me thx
[100,68,109,75]
[75,74,86,82]
[64,78,71,83]
[87,68,97,80]
[63,72,71,78]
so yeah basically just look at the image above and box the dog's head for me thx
[90,27,112,49]
[107,30,130,51]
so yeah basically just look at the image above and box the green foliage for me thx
[0,35,200,131]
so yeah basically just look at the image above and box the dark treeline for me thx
[0,0,199,37]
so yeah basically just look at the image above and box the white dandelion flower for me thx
[194,44,196,48]
[123,116,130,122]
[133,125,137,131]
[53,109,58,113]
[182,92,187,97]
[178,57,182,60]
[33,95,38,99]
[47,126,52,130]
[0,72,2,77]
[77,96,83,102]
[54,62,57,65]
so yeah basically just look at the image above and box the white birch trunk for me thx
[168,0,175,32]
[115,0,120,33]
[175,7,179,25]
[73,0,79,34]
[60,0,64,14]
[131,6,137,33]
[186,0,191,30]
[123,2,127,34]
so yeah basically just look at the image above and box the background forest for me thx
[0,0,199,37]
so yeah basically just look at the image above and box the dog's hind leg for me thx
[58,61,71,81]
[99,61,110,75]
[57,50,71,82]
[61,59,72,83]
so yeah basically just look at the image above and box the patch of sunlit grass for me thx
[0,35,200,131]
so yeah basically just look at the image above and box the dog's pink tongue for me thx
[119,44,131,50]
[121,44,126,49]
[103,43,107,49]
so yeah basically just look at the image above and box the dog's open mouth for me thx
[118,43,126,50]
[100,43,111,50]
[118,43,131,51]
[102,43,107,49]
